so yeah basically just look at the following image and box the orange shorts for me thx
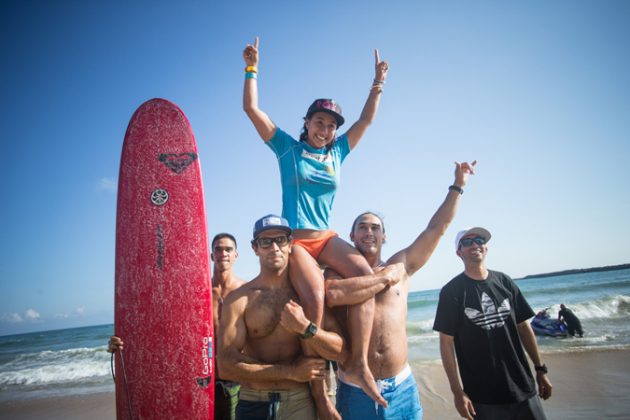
[293,230,338,260]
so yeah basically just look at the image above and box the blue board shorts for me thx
[336,364,423,419]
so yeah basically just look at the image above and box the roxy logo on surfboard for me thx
[159,152,198,174]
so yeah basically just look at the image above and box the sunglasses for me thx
[459,236,487,248]
[254,235,291,249]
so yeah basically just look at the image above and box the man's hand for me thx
[453,160,477,188]
[383,262,406,287]
[107,336,123,353]
[292,356,327,382]
[280,300,310,335]
[536,372,553,400]
[454,390,476,420]
[243,36,259,67]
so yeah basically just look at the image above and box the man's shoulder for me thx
[488,269,509,278]
[384,247,420,278]
[223,278,259,306]
[230,275,248,290]
[487,270,516,286]
[221,280,246,302]
[436,273,469,301]
[441,272,468,289]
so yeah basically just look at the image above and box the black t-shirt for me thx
[433,270,536,404]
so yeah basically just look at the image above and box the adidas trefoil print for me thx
[464,292,511,330]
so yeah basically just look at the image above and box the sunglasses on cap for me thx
[254,235,291,249]
[459,236,487,248]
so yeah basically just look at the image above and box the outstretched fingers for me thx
[453,160,477,187]
[454,160,477,174]
[463,160,477,174]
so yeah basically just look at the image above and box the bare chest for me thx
[370,283,410,377]
[373,283,409,344]
[245,288,298,339]
[376,281,406,307]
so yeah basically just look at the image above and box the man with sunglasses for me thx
[218,214,349,420]
[433,228,552,420]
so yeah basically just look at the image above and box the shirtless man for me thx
[325,161,476,418]
[211,233,246,420]
[218,214,350,419]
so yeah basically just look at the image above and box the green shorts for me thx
[215,380,240,420]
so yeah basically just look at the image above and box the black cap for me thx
[252,214,292,239]
[306,99,344,127]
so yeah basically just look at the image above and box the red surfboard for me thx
[114,98,214,419]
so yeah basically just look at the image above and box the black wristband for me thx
[534,364,548,374]
[449,185,464,195]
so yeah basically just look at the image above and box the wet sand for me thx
[415,348,630,419]
[1,348,628,419]
[0,392,115,420]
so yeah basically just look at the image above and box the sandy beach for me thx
[0,392,115,420]
[416,348,630,419]
[1,348,628,419]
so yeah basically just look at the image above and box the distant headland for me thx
[518,263,630,280]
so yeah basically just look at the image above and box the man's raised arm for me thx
[390,161,476,276]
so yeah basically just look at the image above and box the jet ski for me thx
[531,308,568,337]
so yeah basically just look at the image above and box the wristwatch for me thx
[301,322,318,339]
[534,364,548,374]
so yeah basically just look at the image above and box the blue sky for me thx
[2,0,629,335]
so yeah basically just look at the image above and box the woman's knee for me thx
[289,247,325,307]
[320,240,373,277]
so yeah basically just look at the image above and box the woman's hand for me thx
[243,36,259,67]
[374,49,389,82]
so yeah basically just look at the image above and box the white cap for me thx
[455,227,492,251]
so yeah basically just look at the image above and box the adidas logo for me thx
[464,292,511,330]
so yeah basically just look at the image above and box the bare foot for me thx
[344,361,387,407]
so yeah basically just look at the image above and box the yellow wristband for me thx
[245,66,258,73]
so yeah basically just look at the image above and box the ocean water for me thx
[407,268,630,361]
[1,268,629,401]
[0,324,114,402]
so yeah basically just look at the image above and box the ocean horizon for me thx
[1,267,629,402]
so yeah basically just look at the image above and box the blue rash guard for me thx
[265,128,350,230]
